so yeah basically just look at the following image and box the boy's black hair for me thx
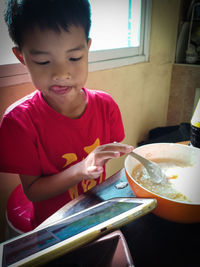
[4,0,91,49]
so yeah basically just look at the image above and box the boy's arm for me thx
[20,160,88,202]
[20,143,133,202]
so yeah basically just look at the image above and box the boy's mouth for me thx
[50,85,73,95]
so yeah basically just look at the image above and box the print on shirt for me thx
[62,153,78,168]
[61,138,103,200]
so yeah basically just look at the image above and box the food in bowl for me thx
[132,159,199,204]
[125,143,200,223]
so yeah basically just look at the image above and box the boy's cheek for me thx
[28,72,46,90]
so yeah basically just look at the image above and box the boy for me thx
[0,0,133,229]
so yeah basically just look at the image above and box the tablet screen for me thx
[3,200,141,267]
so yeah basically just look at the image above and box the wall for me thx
[0,0,180,242]
[86,0,180,177]
[167,64,200,126]
[0,0,19,65]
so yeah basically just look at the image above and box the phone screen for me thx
[3,200,141,267]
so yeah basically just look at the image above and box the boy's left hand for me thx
[81,143,134,179]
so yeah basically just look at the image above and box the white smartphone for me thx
[0,197,156,267]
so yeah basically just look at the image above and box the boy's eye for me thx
[34,61,50,65]
[70,57,82,62]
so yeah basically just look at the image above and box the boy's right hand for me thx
[80,143,133,179]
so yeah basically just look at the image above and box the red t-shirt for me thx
[0,88,125,226]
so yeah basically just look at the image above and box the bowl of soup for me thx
[124,143,200,223]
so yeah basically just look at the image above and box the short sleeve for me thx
[0,115,42,175]
[109,97,125,143]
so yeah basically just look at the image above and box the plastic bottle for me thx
[190,98,200,148]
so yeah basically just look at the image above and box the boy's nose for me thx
[52,72,71,81]
[52,66,71,81]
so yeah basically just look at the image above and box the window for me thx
[88,0,152,71]
[0,0,152,87]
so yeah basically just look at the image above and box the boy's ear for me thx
[12,47,25,65]
[87,38,92,50]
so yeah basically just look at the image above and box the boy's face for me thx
[14,25,91,108]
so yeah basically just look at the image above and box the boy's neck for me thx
[42,89,88,119]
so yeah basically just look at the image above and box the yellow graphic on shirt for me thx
[68,184,79,199]
[62,138,103,200]
[62,153,77,168]
[82,179,97,192]
[84,138,100,154]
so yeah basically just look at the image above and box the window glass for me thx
[89,0,141,51]
[88,0,152,71]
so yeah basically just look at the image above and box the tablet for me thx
[0,197,156,267]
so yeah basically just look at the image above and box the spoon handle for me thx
[129,151,167,184]
[129,151,153,166]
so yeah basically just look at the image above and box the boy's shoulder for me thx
[4,90,39,117]
[86,88,115,103]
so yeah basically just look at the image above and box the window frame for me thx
[88,0,152,72]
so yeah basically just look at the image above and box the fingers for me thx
[99,143,133,154]
[87,166,104,179]
[82,143,134,180]
[94,143,134,166]
[92,151,118,167]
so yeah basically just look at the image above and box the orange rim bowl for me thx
[124,143,200,223]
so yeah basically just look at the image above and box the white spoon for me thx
[129,151,167,184]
